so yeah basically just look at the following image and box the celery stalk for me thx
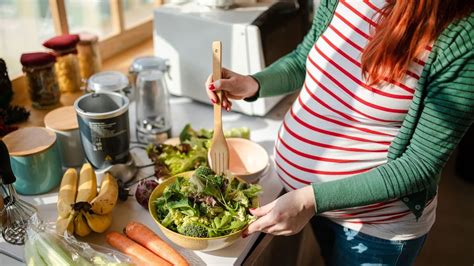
[35,232,74,265]
[25,239,47,266]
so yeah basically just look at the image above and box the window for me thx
[0,0,55,77]
[65,0,114,38]
[123,0,155,28]
[0,0,159,79]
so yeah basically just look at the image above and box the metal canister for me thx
[74,92,130,170]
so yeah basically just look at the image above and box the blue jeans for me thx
[311,216,427,266]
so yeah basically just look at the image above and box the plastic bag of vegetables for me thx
[24,214,132,266]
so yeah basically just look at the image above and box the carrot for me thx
[106,231,172,266]
[124,222,189,266]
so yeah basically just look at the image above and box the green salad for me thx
[154,166,262,238]
[146,124,250,178]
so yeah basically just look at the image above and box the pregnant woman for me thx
[206,0,473,264]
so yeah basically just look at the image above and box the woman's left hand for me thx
[244,186,316,236]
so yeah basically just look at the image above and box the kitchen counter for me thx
[0,93,297,265]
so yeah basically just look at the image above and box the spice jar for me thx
[77,33,101,80]
[43,34,81,93]
[20,52,60,109]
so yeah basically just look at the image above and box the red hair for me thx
[362,0,474,85]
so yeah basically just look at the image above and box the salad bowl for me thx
[148,171,259,251]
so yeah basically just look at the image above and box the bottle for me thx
[43,34,81,93]
[129,56,168,100]
[20,52,61,109]
[77,33,101,81]
[135,70,172,144]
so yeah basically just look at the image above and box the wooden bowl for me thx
[148,171,258,251]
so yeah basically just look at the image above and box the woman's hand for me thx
[205,68,259,111]
[244,186,316,237]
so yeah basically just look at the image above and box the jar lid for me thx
[87,71,129,92]
[3,127,56,157]
[44,106,79,131]
[78,32,99,44]
[20,52,56,67]
[43,34,80,52]
[129,56,168,73]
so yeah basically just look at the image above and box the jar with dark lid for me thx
[43,34,81,93]
[77,33,101,80]
[20,52,60,109]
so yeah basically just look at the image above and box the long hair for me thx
[361,0,474,85]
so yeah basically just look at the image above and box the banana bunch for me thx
[56,163,118,237]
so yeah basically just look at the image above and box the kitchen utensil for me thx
[208,41,229,175]
[0,140,37,245]
[44,105,85,168]
[135,69,172,144]
[75,92,131,170]
[148,171,258,251]
[2,127,62,195]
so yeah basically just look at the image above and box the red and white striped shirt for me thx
[274,0,436,240]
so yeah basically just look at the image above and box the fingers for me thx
[222,94,232,112]
[205,74,218,104]
[250,200,277,217]
[206,85,218,104]
[246,213,275,235]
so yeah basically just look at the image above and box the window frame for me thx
[11,0,160,81]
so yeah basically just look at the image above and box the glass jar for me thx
[20,52,60,109]
[87,71,131,99]
[77,33,101,80]
[135,70,171,144]
[129,56,168,99]
[43,34,81,93]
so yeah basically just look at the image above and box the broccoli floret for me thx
[179,124,197,142]
[194,166,214,177]
[178,222,208,238]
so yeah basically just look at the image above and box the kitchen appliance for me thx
[134,67,172,144]
[74,92,131,170]
[153,1,309,116]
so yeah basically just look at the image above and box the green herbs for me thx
[154,166,261,238]
[147,124,251,179]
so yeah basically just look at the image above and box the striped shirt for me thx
[274,0,437,240]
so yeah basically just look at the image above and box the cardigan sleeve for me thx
[312,17,474,214]
[250,1,337,98]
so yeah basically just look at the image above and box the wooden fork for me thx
[208,41,229,175]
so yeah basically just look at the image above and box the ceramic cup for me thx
[2,127,63,195]
[44,105,85,168]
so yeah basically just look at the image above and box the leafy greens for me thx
[154,166,262,238]
[146,124,251,178]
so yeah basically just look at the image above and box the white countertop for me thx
[0,95,294,266]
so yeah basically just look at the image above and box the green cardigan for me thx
[251,0,474,219]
